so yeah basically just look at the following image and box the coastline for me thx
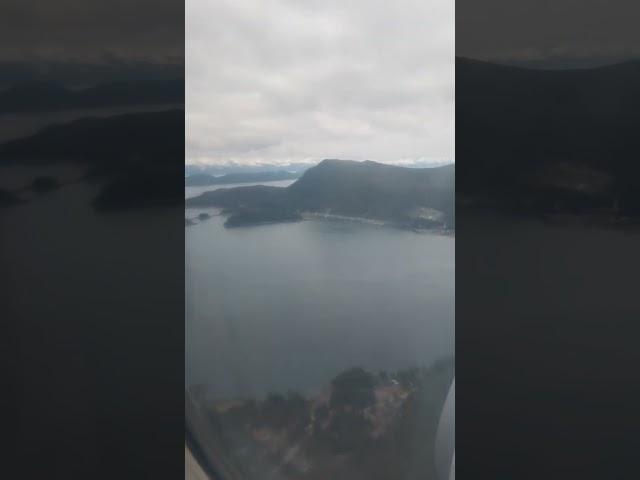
[185,207,455,234]
[302,211,454,235]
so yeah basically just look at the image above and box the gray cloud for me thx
[186,0,454,166]
[457,0,640,67]
[0,0,183,63]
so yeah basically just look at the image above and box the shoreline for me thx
[185,207,455,234]
[302,211,454,235]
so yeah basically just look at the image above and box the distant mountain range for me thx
[0,79,184,113]
[457,57,640,217]
[185,170,299,186]
[186,159,454,229]
[184,160,449,178]
[185,163,312,177]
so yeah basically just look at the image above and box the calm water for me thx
[2,166,184,452]
[185,185,455,398]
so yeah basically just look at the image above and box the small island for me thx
[31,176,61,193]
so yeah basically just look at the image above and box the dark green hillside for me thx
[456,57,640,216]
[186,159,455,229]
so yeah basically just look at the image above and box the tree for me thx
[330,367,375,410]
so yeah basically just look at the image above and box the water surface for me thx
[186,199,455,398]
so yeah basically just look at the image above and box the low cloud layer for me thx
[186,0,454,166]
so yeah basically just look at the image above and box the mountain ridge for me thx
[0,109,184,211]
[186,159,454,229]
[456,56,640,217]
[0,109,184,165]
[0,79,184,113]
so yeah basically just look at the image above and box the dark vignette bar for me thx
[457,0,640,477]
[0,1,185,477]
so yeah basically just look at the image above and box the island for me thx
[185,159,455,230]
[0,109,185,212]
[31,176,61,192]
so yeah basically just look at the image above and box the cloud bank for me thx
[0,0,183,64]
[457,0,640,68]
[186,0,454,166]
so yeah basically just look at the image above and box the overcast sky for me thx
[457,0,640,68]
[0,0,183,64]
[186,0,454,167]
